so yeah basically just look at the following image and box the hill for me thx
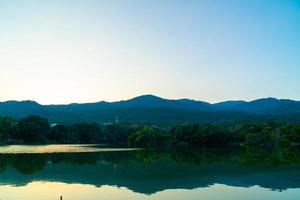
[1,95,300,124]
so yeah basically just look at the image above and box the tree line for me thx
[0,115,300,148]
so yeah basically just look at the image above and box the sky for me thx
[0,0,299,104]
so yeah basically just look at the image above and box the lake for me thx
[0,145,300,200]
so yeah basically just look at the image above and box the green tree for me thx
[0,116,16,142]
[48,124,69,143]
[18,115,50,143]
[103,124,134,145]
[129,126,160,147]
[68,123,101,143]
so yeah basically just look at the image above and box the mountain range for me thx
[1,95,300,124]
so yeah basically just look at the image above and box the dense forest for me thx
[0,115,300,148]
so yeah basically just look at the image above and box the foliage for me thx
[129,126,163,147]
[1,115,300,148]
[17,115,50,143]
[0,116,16,142]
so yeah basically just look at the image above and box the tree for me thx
[291,125,300,144]
[129,126,159,147]
[103,124,134,145]
[0,116,16,142]
[18,115,50,143]
[171,124,199,145]
[48,124,69,143]
[68,123,101,143]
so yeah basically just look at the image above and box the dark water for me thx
[0,145,300,200]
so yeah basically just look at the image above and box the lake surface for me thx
[0,145,300,200]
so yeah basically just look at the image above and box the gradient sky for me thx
[0,0,299,104]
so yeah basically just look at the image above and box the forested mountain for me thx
[1,95,300,124]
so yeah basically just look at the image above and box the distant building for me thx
[102,116,119,126]
[50,123,58,128]
[102,122,113,126]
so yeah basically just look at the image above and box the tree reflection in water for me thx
[0,147,300,194]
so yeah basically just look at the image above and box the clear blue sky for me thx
[0,0,299,104]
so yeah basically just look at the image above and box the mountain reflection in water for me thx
[1,147,300,195]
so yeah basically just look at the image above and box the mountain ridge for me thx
[1,94,300,124]
[1,94,299,106]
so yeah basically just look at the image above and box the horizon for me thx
[1,94,299,105]
[1,0,300,104]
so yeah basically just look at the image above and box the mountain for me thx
[218,98,300,114]
[114,95,211,110]
[213,100,246,109]
[0,100,42,116]
[1,95,300,124]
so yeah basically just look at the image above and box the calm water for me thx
[0,145,300,200]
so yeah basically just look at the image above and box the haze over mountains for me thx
[1,95,300,124]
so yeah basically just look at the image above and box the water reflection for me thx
[2,182,300,200]
[1,147,300,195]
[0,144,138,154]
